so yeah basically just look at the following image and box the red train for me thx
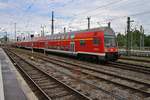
[15,27,118,61]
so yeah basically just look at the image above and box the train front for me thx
[104,28,118,61]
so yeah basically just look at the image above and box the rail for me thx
[5,49,92,100]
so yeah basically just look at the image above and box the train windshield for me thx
[104,35,116,48]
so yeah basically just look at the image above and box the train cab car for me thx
[73,27,118,61]
[103,28,118,61]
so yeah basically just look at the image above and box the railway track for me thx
[120,57,150,63]
[5,49,92,100]
[10,48,150,99]
[5,49,127,100]
[107,61,150,74]
[34,56,150,96]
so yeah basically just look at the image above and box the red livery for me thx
[15,27,118,61]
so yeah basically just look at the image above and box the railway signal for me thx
[14,23,16,42]
[108,22,111,28]
[51,11,54,35]
[31,34,34,54]
[41,25,45,37]
[64,27,66,33]
[126,17,134,56]
[87,17,91,30]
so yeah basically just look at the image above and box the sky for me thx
[0,0,150,38]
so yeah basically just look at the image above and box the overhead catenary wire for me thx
[65,0,150,28]
[65,0,126,26]
[35,0,148,34]
[10,0,150,35]
[68,9,150,33]
[23,0,37,28]
[73,0,125,17]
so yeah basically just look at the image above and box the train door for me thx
[70,42,75,52]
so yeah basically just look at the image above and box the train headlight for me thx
[110,48,113,52]
[105,48,108,52]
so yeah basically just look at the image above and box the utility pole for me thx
[108,22,111,28]
[127,17,130,56]
[5,31,7,42]
[14,23,16,41]
[140,25,143,50]
[41,25,43,37]
[87,17,91,30]
[139,25,145,50]
[126,17,134,56]
[64,27,66,33]
[51,11,54,35]
[41,25,45,37]
[142,28,144,50]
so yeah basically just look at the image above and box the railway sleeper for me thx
[49,91,70,99]
[40,84,59,90]
[32,76,49,81]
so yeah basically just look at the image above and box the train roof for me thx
[43,27,115,40]
[48,27,115,36]
[46,26,113,36]
[68,27,114,34]
[17,27,115,42]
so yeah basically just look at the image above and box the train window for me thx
[51,36,53,40]
[63,34,65,39]
[50,36,52,40]
[70,34,75,39]
[80,40,85,46]
[47,36,49,40]
[104,35,116,47]
[66,34,69,39]
[55,35,57,40]
[62,34,65,40]
[57,35,59,40]
[56,35,58,40]
[93,38,100,45]
[49,36,51,39]
[59,34,61,40]
[57,35,60,40]
[53,35,55,40]
[60,34,63,40]
[54,35,57,40]
[64,34,66,39]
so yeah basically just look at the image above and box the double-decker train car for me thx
[16,27,118,61]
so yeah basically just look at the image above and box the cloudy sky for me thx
[0,0,150,38]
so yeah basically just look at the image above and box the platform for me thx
[0,48,37,100]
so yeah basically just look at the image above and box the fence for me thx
[119,49,150,57]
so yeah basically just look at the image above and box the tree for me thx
[131,30,141,48]
[116,33,126,48]
[0,36,9,43]
[144,35,150,47]
[116,30,150,49]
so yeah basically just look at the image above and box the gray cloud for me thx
[0,0,150,39]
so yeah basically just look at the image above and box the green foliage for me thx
[144,35,150,47]
[131,30,141,48]
[116,30,150,48]
[0,36,9,43]
[116,33,126,47]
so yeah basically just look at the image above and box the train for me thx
[15,27,118,62]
